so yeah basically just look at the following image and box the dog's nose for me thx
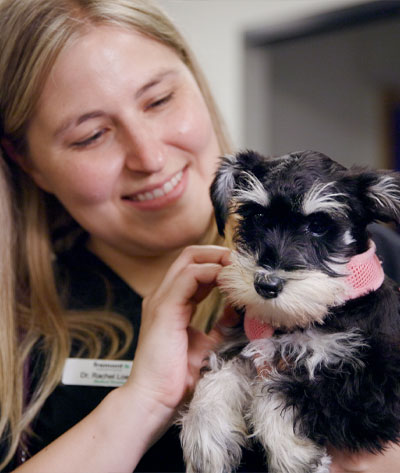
[254,273,285,299]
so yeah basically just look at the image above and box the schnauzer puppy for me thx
[180,150,400,473]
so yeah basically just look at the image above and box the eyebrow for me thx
[135,69,177,99]
[53,69,178,137]
[302,181,349,216]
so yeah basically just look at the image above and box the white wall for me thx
[159,0,366,148]
[246,17,400,168]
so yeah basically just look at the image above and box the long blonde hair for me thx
[0,0,231,467]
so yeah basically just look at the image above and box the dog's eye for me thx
[307,214,329,236]
[252,212,265,225]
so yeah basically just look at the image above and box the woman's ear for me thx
[1,138,53,193]
[1,137,34,173]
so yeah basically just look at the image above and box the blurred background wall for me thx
[160,0,400,168]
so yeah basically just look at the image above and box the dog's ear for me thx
[210,154,240,236]
[355,170,400,223]
[210,151,269,235]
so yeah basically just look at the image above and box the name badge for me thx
[62,358,133,387]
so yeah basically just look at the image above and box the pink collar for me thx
[345,240,384,299]
[244,240,384,340]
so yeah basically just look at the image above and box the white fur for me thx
[302,181,349,216]
[368,175,400,218]
[181,327,363,473]
[180,356,253,473]
[343,230,355,245]
[218,250,349,328]
[242,328,367,380]
[233,170,270,207]
[248,380,331,473]
[213,154,238,207]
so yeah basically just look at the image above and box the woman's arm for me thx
[15,385,172,473]
[14,245,231,473]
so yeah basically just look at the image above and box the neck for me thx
[87,238,182,297]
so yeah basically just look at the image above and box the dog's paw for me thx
[269,453,331,473]
[266,437,331,473]
[184,451,237,473]
[180,400,248,473]
[184,446,241,473]
[179,356,253,472]
[181,422,246,473]
[293,450,331,473]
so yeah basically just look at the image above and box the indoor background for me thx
[160,0,400,169]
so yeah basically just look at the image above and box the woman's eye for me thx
[307,214,329,236]
[72,130,106,148]
[146,92,174,110]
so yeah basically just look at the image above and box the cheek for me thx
[65,172,109,204]
[28,128,122,206]
[47,156,121,206]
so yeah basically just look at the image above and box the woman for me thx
[0,0,232,470]
[0,0,398,471]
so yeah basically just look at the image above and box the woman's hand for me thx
[125,245,232,417]
[15,246,233,473]
[329,443,400,473]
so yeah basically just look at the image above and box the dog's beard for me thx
[218,250,349,329]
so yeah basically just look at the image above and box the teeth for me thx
[153,188,164,198]
[132,171,183,202]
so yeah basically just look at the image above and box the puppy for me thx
[180,150,400,473]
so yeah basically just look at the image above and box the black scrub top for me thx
[10,241,267,472]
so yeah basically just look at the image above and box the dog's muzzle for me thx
[254,271,285,299]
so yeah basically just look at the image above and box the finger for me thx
[153,263,223,327]
[182,327,210,392]
[185,245,231,266]
[179,263,223,304]
[164,245,231,282]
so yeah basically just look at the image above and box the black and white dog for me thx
[180,150,400,473]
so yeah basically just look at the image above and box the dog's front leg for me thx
[244,337,331,473]
[249,377,331,473]
[180,353,254,473]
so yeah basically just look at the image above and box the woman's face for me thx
[26,26,220,257]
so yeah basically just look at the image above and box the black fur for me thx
[182,150,400,473]
[214,151,400,453]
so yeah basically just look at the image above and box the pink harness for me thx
[244,241,384,341]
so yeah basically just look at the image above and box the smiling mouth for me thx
[126,170,184,202]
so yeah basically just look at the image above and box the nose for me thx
[254,272,285,299]
[123,123,166,173]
